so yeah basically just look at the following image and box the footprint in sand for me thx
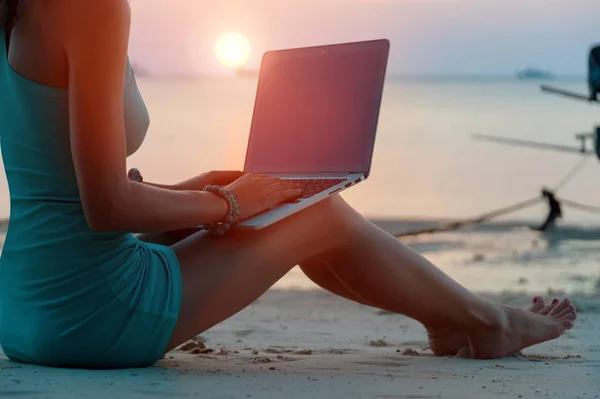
[368,339,390,347]
[398,348,421,356]
[177,340,214,355]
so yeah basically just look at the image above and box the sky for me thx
[128,0,599,77]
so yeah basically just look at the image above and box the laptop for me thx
[237,39,390,230]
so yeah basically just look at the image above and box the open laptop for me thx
[237,39,390,230]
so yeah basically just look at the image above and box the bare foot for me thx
[426,296,549,356]
[467,297,577,359]
[426,328,467,356]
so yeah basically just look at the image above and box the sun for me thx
[215,32,251,69]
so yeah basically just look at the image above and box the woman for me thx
[0,0,576,369]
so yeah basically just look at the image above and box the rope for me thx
[393,197,542,238]
[393,147,594,238]
[393,194,600,238]
[552,156,589,192]
[558,197,600,214]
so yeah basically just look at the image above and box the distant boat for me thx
[516,68,555,80]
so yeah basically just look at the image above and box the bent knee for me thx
[312,195,358,222]
[297,196,366,245]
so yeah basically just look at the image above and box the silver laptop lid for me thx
[244,39,390,178]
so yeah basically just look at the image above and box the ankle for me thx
[463,300,507,332]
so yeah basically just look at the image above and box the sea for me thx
[1,76,599,297]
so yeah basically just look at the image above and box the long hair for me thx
[0,0,19,30]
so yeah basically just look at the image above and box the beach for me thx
[1,289,598,398]
[1,0,599,395]
[1,221,599,398]
[1,76,600,397]
[2,218,600,398]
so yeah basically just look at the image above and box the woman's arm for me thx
[60,0,229,233]
[134,170,246,191]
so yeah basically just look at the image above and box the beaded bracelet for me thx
[203,185,240,236]
[126,170,238,236]
[128,168,143,182]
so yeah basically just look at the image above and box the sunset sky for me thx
[128,0,599,76]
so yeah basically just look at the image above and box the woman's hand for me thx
[176,170,245,191]
[225,174,302,220]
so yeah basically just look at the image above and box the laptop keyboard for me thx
[285,178,346,198]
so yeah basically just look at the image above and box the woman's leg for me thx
[143,226,470,354]
[166,195,576,359]
[298,256,551,355]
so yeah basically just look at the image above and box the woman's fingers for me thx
[244,175,301,203]
[268,186,302,205]
[267,180,299,190]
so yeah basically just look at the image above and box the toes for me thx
[539,297,560,315]
[554,305,576,319]
[562,320,574,330]
[527,297,544,312]
[551,319,574,338]
[549,299,571,316]
[559,311,577,322]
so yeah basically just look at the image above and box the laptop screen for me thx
[244,40,389,175]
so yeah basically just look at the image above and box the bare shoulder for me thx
[51,0,131,48]
[52,0,131,25]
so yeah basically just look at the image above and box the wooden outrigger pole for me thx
[540,85,598,103]
[540,44,600,104]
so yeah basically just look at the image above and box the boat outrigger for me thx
[475,44,600,161]
[394,44,600,239]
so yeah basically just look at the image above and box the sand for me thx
[1,289,599,399]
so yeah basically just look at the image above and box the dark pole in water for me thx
[532,189,562,232]
[589,45,600,101]
[595,126,600,161]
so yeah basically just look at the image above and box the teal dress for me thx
[0,30,182,369]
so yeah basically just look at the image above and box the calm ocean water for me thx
[1,76,599,295]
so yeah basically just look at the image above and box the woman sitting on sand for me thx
[0,0,577,369]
